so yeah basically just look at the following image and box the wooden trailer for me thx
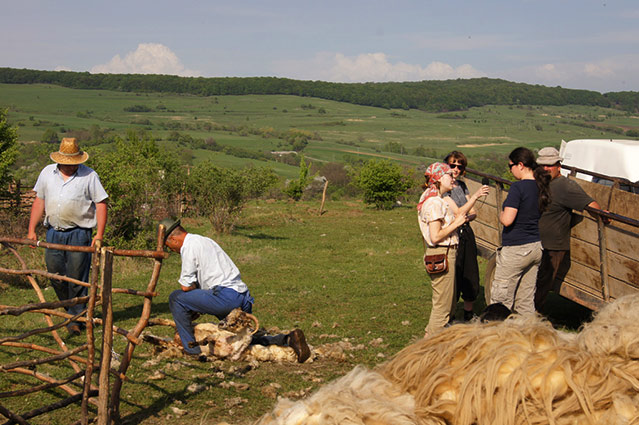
[465,166,639,311]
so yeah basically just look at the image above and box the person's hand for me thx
[452,213,467,228]
[601,210,612,225]
[473,185,490,199]
[27,231,38,249]
[91,237,103,247]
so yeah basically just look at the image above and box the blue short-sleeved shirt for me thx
[33,164,108,230]
[501,179,540,246]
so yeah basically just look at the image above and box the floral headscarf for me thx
[417,162,452,212]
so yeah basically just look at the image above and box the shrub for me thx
[355,160,410,210]
[187,162,278,233]
[354,159,411,210]
[90,131,185,247]
[41,128,59,143]
[0,108,18,197]
[123,105,153,112]
[284,156,312,201]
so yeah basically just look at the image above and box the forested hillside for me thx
[1,67,638,113]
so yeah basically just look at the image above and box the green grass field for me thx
[0,83,610,424]
[3,83,637,185]
[0,200,592,425]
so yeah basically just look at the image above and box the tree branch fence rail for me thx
[0,225,170,425]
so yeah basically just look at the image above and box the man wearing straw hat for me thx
[27,138,108,336]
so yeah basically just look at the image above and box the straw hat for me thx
[50,138,89,165]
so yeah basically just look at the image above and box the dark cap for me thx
[159,218,181,244]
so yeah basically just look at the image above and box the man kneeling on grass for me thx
[160,218,310,363]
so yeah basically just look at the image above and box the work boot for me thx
[185,352,208,362]
[287,329,310,363]
[463,310,477,322]
[68,324,82,337]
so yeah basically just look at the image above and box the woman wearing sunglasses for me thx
[489,147,551,315]
[443,151,481,322]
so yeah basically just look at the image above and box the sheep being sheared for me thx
[254,294,639,425]
[191,309,259,360]
[145,308,304,362]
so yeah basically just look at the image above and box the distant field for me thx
[2,83,636,183]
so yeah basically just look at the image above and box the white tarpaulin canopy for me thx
[559,139,639,183]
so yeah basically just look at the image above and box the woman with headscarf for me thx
[418,162,489,338]
[443,151,481,321]
[489,147,551,316]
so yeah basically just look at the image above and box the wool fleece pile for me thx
[254,294,639,425]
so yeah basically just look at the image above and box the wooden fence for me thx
[465,167,639,311]
[0,182,35,213]
[0,225,171,425]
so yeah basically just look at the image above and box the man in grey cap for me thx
[161,218,310,363]
[534,147,605,310]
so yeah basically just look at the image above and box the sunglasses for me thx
[508,163,517,169]
[449,163,465,170]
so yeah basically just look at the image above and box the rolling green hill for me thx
[2,81,638,185]
[2,67,639,112]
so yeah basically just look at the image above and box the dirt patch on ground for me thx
[585,121,637,132]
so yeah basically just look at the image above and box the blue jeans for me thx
[169,286,254,354]
[45,227,92,329]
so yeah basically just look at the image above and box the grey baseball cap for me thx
[537,147,563,165]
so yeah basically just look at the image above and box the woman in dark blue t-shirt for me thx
[489,147,551,315]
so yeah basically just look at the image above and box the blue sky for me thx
[2,1,638,93]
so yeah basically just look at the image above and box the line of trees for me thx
[2,67,638,112]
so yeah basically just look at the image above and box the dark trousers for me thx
[455,223,480,303]
[45,227,92,329]
[252,330,288,347]
[534,249,568,311]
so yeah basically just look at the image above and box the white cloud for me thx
[504,54,639,92]
[91,43,199,76]
[275,52,484,83]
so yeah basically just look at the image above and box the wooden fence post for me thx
[97,248,114,425]
[318,180,328,216]
[81,241,101,424]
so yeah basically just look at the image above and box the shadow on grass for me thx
[233,226,287,241]
[115,366,215,425]
[111,301,171,323]
[538,292,593,331]
[452,286,593,331]
[0,271,45,290]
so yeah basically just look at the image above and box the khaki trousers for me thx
[490,241,542,315]
[425,245,457,335]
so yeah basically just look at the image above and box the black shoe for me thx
[463,310,477,322]
[68,324,82,337]
[186,352,208,362]
[288,329,310,363]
